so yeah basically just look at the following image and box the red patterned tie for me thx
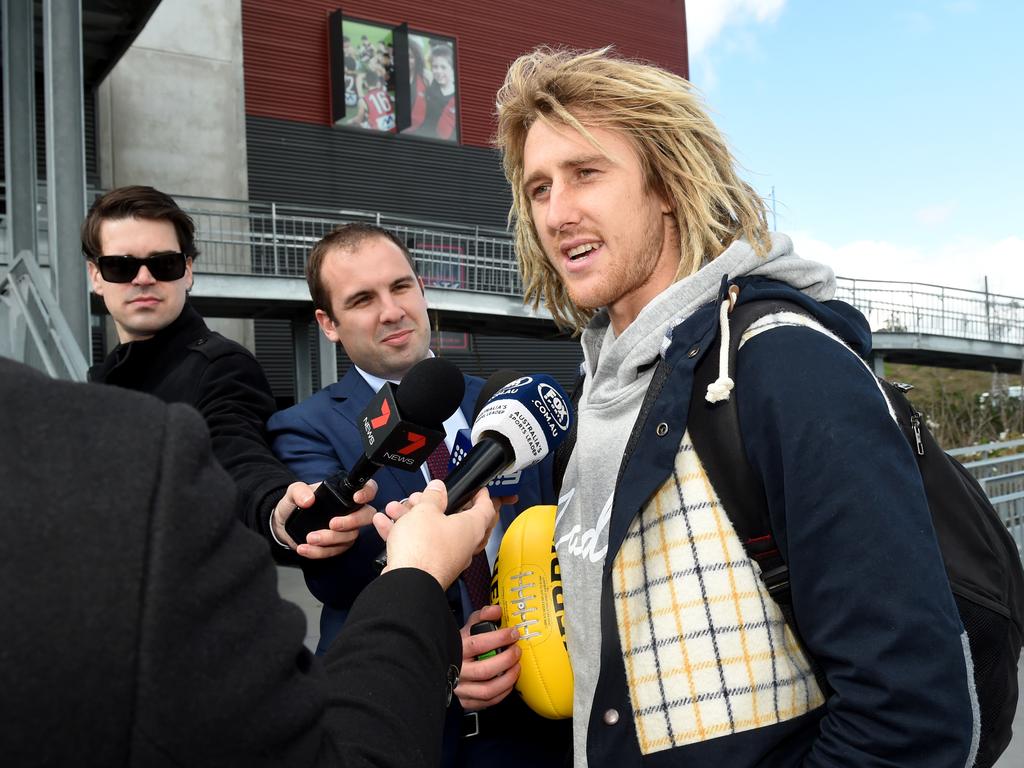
[426,440,492,610]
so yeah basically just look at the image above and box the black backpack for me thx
[686,297,1024,768]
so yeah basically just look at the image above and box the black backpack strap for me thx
[687,295,831,696]
[552,370,584,495]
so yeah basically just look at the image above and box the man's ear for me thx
[86,260,104,296]
[315,309,341,343]
[418,276,426,295]
[185,257,194,291]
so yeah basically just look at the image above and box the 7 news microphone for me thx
[284,356,465,545]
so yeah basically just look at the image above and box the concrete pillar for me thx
[319,332,338,387]
[291,317,312,403]
[872,352,886,378]
[2,0,39,260]
[43,0,90,362]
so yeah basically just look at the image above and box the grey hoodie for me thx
[553,232,835,766]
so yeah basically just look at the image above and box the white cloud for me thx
[946,1,976,15]
[791,232,1024,298]
[685,0,786,57]
[913,201,958,226]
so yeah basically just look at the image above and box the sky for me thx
[684,0,1023,297]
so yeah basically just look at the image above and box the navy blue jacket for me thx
[585,277,974,767]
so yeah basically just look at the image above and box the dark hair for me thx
[430,43,453,65]
[409,39,425,76]
[307,223,417,318]
[81,185,198,261]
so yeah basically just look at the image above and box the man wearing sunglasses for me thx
[85,186,366,560]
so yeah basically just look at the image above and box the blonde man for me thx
[496,48,975,768]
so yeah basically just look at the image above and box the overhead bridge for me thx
[172,196,1024,373]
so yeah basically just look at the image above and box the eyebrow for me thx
[342,276,415,308]
[522,153,609,195]
[101,249,181,258]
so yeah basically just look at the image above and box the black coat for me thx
[89,303,294,545]
[0,358,462,767]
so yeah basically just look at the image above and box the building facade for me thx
[94,0,690,402]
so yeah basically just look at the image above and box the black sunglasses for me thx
[94,252,188,283]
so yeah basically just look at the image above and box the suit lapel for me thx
[329,368,373,429]
[461,374,483,421]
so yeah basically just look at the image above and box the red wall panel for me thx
[242,0,688,148]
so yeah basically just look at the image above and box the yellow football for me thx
[492,504,573,719]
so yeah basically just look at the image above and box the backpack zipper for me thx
[910,411,925,456]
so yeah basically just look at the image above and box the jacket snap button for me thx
[195,337,206,345]
[446,664,460,707]
[687,345,700,358]
[656,422,669,437]
[603,708,620,725]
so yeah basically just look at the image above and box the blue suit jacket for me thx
[268,366,554,644]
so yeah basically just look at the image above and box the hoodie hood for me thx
[581,232,836,407]
[731,275,872,358]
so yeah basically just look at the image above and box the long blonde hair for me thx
[495,47,770,330]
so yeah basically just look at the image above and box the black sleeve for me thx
[194,350,296,544]
[135,404,460,767]
[321,569,463,767]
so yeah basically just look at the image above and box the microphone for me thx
[448,428,523,497]
[443,372,574,515]
[285,357,465,545]
[444,367,526,497]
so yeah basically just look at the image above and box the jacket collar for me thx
[324,364,481,429]
[89,303,208,383]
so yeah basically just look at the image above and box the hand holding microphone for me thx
[373,479,497,591]
[283,357,465,546]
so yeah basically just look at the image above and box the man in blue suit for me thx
[268,223,569,767]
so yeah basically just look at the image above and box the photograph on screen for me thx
[332,16,459,143]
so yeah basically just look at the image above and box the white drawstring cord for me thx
[705,285,739,403]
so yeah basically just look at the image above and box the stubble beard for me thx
[559,223,667,315]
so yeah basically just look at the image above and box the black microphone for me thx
[285,357,465,545]
[443,372,574,515]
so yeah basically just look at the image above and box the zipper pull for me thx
[910,411,925,456]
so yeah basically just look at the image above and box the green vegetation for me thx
[884,364,1024,451]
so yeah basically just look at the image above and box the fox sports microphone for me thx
[445,368,525,496]
[285,357,465,545]
[443,372,574,515]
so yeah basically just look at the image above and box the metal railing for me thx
[174,196,525,296]
[183,198,1024,344]
[949,437,1024,459]
[3,193,1023,343]
[994,492,1024,555]
[0,250,89,381]
[833,279,1024,345]
[954,438,1024,555]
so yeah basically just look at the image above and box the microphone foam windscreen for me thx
[471,374,574,472]
[473,369,521,418]
[395,357,465,427]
